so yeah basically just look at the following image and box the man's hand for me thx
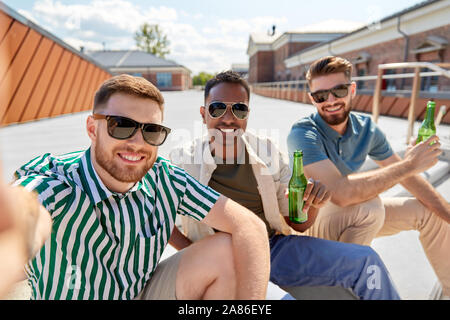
[0,185,52,298]
[404,135,441,175]
[284,178,331,212]
[283,179,331,233]
[0,183,52,298]
[2,187,52,258]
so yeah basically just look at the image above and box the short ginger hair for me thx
[93,74,165,118]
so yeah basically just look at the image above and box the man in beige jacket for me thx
[168,70,401,300]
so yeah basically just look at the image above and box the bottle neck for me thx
[292,155,304,176]
[425,105,435,124]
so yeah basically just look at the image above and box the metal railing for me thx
[372,62,450,144]
[251,62,450,144]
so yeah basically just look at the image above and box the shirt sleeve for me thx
[175,170,221,221]
[368,124,394,161]
[287,124,329,169]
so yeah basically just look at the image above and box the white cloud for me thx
[22,0,289,74]
[17,9,40,25]
[63,37,104,51]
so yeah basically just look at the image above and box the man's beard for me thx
[95,143,154,183]
[320,98,352,126]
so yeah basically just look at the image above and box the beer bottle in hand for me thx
[416,101,436,145]
[289,150,308,224]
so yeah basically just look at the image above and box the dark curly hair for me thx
[204,70,250,102]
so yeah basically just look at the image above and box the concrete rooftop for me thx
[1,90,449,300]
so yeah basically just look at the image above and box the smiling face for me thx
[200,82,249,162]
[201,82,249,154]
[201,82,249,135]
[87,92,162,193]
[308,72,356,132]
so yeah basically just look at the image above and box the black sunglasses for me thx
[207,101,250,120]
[92,114,171,146]
[310,83,352,103]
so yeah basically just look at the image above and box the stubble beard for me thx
[95,143,155,183]
[320,97,352,126]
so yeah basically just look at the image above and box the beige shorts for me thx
[136,249,184,300]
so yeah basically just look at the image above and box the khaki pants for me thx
[304,197,450,295]
[135,250,184,300]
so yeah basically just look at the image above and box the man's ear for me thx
[307,92,314,105]
[200,106,206,124]
[86,115,97,142]
[350,81,357,98]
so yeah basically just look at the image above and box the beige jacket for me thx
[168,131,301,242]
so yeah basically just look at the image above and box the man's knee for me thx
[210,233,235,272]
[177,232,236,299]
[359,245,382,264]
[346,245,386,281]
[357,198,386,230]
[196,232,236,278]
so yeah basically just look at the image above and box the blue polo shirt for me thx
[287,112,394,176]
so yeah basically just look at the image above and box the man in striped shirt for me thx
[13,74,270,300]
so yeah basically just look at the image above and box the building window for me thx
[420,68,439,92]
[419,59,440,92]
[384,69,397,92]
[297,76,304,90]
[356,68,366,89]
[157,73,172,88]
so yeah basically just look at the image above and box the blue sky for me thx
[3,0,423,74]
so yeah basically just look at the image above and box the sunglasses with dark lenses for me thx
[310,83,351,103]
[92,114,171,146]
[208,101,250,120]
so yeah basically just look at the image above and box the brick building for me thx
[249,0,449,92]
[248,0,450,123]
[283,0,450,92]
[247,20,363,83]
[87,50,192,91]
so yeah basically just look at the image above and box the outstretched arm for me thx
[304,136,442,207]
[0,185,52,298]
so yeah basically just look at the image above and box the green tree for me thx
[134,23,170,58]
[192,72,215,86]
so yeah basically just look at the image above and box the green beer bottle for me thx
[289,150,308,224]
[416,101,436,144]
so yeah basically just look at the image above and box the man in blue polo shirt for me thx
[287,56,450,298]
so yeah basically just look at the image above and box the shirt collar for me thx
[78,148,151,205]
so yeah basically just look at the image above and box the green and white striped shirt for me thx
[13,149,220,300]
